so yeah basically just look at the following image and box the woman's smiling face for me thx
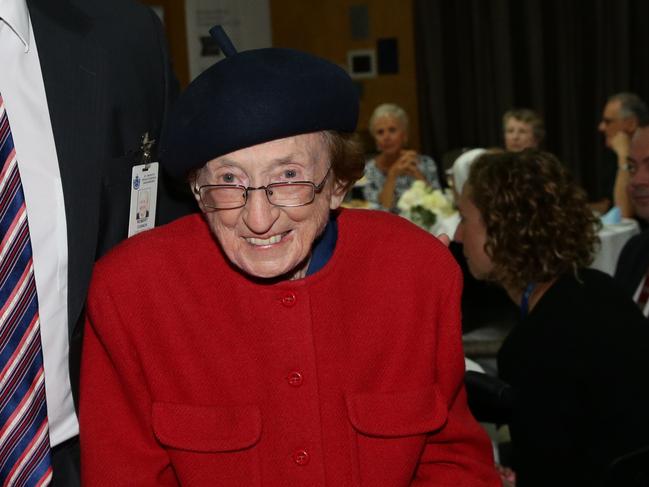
[193,132,345,280]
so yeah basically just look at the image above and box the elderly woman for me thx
[363,103,441,211]
[502,108,544,152]
[456,149,649,486]
[78,27,498,485]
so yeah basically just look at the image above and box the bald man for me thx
[614,125,649,316]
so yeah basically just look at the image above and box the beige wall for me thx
[143,0,420,149]
[141,0,191,88]
[270,0,420,151]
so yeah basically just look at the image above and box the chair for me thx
[464,370,514,425]
[605,445,649,487]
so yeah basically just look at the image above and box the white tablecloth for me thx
[590,218,640,276]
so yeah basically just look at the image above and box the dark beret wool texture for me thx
[161,38,359,178]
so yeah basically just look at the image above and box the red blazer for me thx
[80,210,499,486]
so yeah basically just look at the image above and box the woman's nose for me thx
[242,189,279,233]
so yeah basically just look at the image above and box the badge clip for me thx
[140,132,156,170]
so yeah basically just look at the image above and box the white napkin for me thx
[600,206,622,225]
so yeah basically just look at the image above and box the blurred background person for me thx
[441,148,517,335]
[502,108,544,152]
[615,125,649,315]
[363,103,441,211]
[594,92,649,217]
[449,148,488,202]
[456,149,649,486]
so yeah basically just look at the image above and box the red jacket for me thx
[80,210,498,486]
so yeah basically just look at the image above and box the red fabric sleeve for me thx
[79,283,177,486]
[413,265,500,486]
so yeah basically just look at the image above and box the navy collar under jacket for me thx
[305,212,338,277]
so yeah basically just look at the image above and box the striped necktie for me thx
[0,95,52,486]
[635,269,649,312]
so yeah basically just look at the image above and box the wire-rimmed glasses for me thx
[194,167,332,210]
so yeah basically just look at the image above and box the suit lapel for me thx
[28,0,108,337]
[633,233,649,292]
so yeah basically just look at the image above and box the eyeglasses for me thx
[194,166,332,210]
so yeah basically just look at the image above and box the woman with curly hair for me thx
[456,149,649,486]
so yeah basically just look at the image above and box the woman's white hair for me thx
[369,103,409,135]
[452,148,487,196]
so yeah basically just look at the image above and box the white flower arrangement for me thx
[396,180,455,231]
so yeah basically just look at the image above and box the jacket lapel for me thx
[27,0,108,337]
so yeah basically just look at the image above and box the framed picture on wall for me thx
[347,49,376,79]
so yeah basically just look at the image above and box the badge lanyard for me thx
[520,282,536,319]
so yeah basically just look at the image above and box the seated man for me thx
[595,92,649,217]
[615,125,649,317]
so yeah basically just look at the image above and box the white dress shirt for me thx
[0,0,77,446]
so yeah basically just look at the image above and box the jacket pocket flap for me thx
[152,402,262,452]
[345,385,448,437]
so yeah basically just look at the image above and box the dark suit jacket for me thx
[614,230,649,298]
[27,0,195,398]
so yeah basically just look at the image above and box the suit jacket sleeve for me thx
[144,5,196,227]
[614,232,649,298]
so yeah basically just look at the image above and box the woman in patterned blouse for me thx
[363,103,441,211]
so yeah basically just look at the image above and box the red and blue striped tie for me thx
[0,95,52,486]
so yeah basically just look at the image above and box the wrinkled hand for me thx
[610,131,630,159]
[435,233,451,247]
[388,150,423,179]
[496,464,516,487]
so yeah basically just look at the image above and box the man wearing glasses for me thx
[596,92,649,217]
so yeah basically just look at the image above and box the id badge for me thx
[128,162,159,237]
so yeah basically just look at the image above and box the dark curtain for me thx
[414,0,649,199]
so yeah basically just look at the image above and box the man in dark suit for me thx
[0,0,193,484]
[615,125,649,317]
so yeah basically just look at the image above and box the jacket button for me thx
[292,449,310,466]
[287,371,303,387]
[281,292,296,307]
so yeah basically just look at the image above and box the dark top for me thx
[498,269,649,486]
[598,150,618,203]
[615,230,649,301]
[449,242,517,333]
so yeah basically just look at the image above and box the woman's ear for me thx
[329,179,348,210]
[189,174,208,212]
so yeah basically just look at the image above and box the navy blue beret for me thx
[160,26,359,178]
